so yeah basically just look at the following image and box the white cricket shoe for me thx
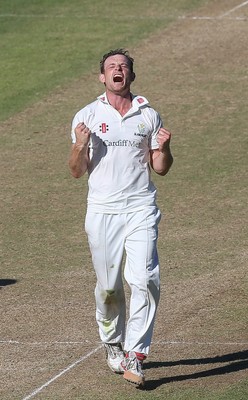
[104,343,126,374]
[123,351,145,387]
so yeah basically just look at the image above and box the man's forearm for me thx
[151,148,173,176]
[69,144,89,178]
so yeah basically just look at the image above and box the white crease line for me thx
[179,16,247,20]
[219,0,248,17]
[21,344,103,400]
[155,341,248,346]
[179,16,216,20]
[0,13,172,19]
[0,340,93,345]
[0,13,247,21]
[1,339,248,346]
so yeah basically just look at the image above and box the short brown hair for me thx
[100,48,134,73]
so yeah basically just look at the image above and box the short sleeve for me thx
[149,109,163,150]
[71,113,82,144]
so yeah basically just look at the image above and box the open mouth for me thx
[113,75,123,83]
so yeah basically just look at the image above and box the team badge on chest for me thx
[99,123,109,133]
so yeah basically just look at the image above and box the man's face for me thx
[99,54,134,94]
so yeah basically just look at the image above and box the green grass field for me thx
[0,0,206,121]
[1,0,248,399]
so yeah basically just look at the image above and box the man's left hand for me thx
[156,128,172,153]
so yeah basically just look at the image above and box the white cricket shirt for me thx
[71,93,162,213]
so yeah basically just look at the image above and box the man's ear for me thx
[131,72,136,82]
[99,73,105,84]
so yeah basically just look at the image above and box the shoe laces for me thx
[126,351,144,373]
[104,343,124,359]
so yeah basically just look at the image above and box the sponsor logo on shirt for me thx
[103,139,140,148]
[99,123,109,133]
[134,123,147,138]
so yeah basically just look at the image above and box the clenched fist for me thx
[74,122,91,147]
[156,127,172,153]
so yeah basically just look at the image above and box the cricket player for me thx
[69,48,173,387]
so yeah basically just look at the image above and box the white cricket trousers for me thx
[85,206,161,355]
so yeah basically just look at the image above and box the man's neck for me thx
[106,90,132,117]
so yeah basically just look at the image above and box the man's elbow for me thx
[70,170,83,179]
[155,168,169,176]
[154,157,173,176]
[68,162,84,179]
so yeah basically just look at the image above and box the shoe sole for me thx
[112,369,125,375]
[123,371,145,387]
[108,364,125,374]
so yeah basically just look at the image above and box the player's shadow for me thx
[0,279,17,289]
[143,349,248,390]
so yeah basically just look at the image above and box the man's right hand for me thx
[69,123,91,178]
[74,122,91,147]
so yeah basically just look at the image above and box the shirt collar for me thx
[97,93,149,109]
